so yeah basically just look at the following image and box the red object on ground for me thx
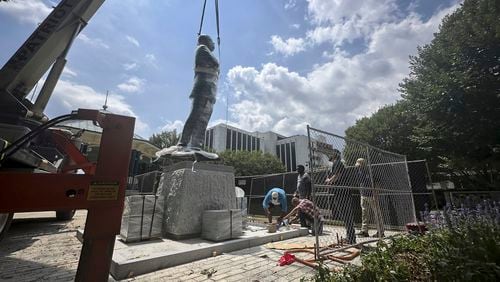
[278,252,296,266]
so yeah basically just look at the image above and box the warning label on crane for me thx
[87,181,120,201]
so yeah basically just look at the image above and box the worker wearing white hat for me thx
[262,188,288,224]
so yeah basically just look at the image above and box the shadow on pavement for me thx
[0,257,75,281]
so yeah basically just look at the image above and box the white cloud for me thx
[269,35,307,57]
[62,67,77,78]
[123,62,138,71]
[272,0,400,52]
[227,2,461,136]
[208,119,240,129]
[306,0,397,24]
[78,33,110,49]
[0,0,51,25]
[49,79,149,136]
[125,35,140,47]
[291,23,300,29]
[117,76,145,93]
[306,0,399,47]
[160,120,184,133]
[145,53,156,62]
[284,0,297,10]
[144,53,159,69]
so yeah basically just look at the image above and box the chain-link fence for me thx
[407,160,438,219]
[127,171,162,194]
[307,126,417,258]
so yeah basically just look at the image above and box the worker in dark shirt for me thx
[325,149,356,244]
[294,165,311,199]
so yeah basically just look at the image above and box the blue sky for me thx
[0,0,461,138]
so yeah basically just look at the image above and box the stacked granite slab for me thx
[202,209,242,242]
[158,161,236,239]
[120,195,164,242]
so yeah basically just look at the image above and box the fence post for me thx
[424,160,439,210]
[307,125,320,260]
[282,173,285,192]
[404,156,418,223]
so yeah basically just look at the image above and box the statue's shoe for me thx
[155,145,219,160]
[194,150,219,161]
[155,145,184,158]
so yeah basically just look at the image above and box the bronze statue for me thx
[156,35,219,160]
[178,34,219,148]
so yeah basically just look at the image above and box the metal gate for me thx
[307,126,417,258]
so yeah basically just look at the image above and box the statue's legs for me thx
[179,97,214,148]
[191,97,214,148]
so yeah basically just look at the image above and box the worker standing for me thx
[262,188,288,224]
[294,164,311,199]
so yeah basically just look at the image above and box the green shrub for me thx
[308,220,500,282]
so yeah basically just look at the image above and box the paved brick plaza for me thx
[0,211,316,281]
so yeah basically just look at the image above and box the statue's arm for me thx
[196,46,219,69]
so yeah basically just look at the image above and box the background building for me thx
[205,123,311,172]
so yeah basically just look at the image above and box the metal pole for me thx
[282,173,285,191]
[404,156,418,222]
[249,177,254,218]
[424,160,439,210]
[365,146,383,237]
[307,125,320,260]
[33,21,83,118]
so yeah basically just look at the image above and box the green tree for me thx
[346,0,500,187]
[345,101,421,161]
[399,0,500,186]
[218,150,286,176]
[148,130,179,149]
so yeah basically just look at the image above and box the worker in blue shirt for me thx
[262,188,288,224]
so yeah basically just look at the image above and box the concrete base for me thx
[76,226,309,280]
[158,161,236,239]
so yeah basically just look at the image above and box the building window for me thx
[291,142,296,171]
[257,138,260,151]
[280,144,286,166]
[286,143,291,171]
[209,129,214,149]
[242,133,247,151]
[237,132,242,150]
[232,130,237,150]
[276,145,280,158]
[226,129,231,150]
[252,137,256,151]
[205,131,209,147]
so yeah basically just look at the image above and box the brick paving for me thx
[0,211,317,281]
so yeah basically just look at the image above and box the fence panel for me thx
[407,160,438,219]
[307,126,417,257]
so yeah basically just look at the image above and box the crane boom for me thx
[0,0,105,116]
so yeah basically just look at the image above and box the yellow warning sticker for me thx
[87,181,120,201]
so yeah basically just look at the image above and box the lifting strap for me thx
[197,0,207,36]
[197,0,221,60]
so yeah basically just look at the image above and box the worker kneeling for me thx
[285,197,324,235]
[263,188,288,224]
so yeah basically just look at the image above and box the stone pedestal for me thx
[158,161,236,239]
